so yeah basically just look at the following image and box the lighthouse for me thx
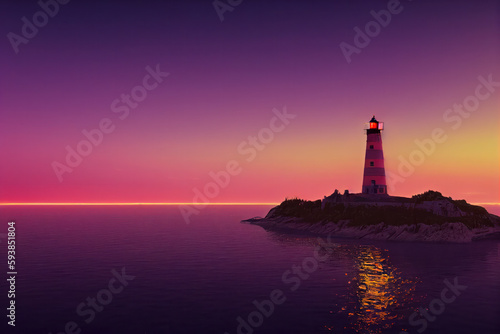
[362,116,388,195]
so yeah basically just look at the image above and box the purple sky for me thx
[0,0,499,203]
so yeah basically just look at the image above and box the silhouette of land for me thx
[244,191,500,243]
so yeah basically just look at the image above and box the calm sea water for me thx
[0,205,499,334]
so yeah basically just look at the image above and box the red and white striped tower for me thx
[362,115,388,195]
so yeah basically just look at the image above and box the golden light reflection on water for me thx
[327,245,422,334]
[263,233,424,333]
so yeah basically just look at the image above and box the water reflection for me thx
[264,232,424,333]
[328,245,422,334]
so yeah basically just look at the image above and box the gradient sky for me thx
[1,0,499,203]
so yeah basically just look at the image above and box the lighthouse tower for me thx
[362,116,388,195]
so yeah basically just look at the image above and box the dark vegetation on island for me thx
[266,191,498,229]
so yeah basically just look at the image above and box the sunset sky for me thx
[1,0,499,204]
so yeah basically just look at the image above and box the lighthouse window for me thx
[370,161,374,166]
[369,145,374,149]
[371,180,376,185]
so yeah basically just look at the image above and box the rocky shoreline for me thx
[243,191,500,243]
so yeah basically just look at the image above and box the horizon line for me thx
[0,202,281,206]
[0,202,499,206]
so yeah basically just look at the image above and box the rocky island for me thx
[244,117,500,242]
[243,190,500,243]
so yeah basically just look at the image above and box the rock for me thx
[243,190,500,243]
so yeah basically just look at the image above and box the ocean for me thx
[0,205,499,334]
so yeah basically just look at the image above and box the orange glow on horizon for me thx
[1,202,498,206]
[0,202,280,206]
